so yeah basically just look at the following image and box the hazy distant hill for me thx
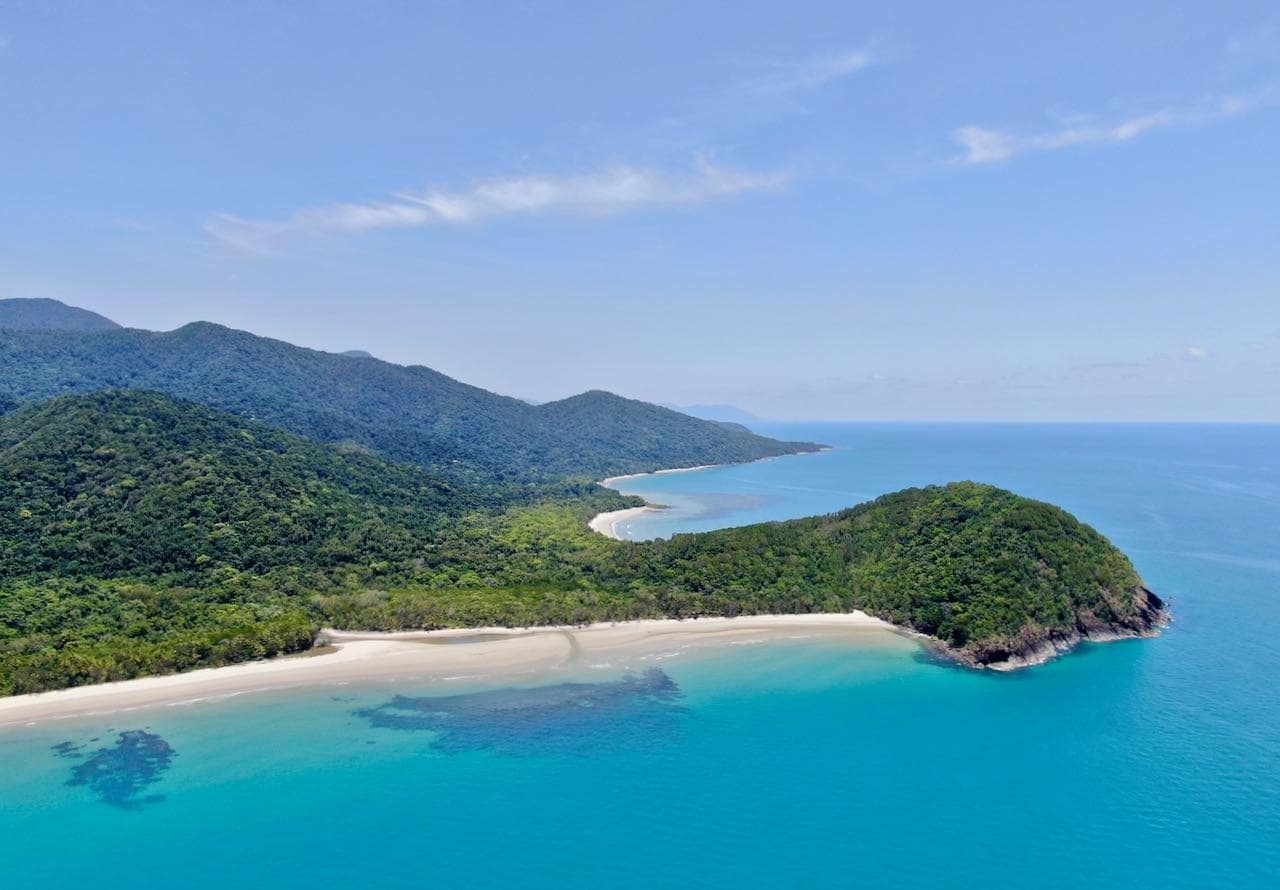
[663,402,763,426]
[0,298,121,332]
[0,304,819,482]
[538,391,780,469]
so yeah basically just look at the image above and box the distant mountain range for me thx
[0,297,122,332]
[0,299,819,484]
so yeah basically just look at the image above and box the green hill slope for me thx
[0,310,819,483]
[0,391,473,582]
[0,297,121,332]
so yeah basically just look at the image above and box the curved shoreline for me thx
[589,460,763,540]
[588,448,835,540]
[589,462,724,540]
[587,504,665,539]
[0,613,898,728]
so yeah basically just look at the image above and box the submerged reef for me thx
[356,668,684,756]
[54,730,175,809]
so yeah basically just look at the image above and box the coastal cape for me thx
[590,469,1168,671]
[0,391,1166,697]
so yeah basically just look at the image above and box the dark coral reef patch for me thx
[55,730,175,809]
[356,668,684,756]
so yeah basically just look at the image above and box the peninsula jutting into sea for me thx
[0,298,1165,706]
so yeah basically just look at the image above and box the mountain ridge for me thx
[0,306,820,484]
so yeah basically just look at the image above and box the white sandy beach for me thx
[0,613,896,727]
[599,464,721,488]
[587,504,664,538]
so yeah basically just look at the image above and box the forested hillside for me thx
[0,309,818,484]
[0,393,1159,693]
[536,390,784,469]
[599,483,1161,665]
[0,391,479,581]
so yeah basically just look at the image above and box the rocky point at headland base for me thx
[931,586,1169,671]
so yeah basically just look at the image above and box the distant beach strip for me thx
[588,453,831,540]
[588,463,722,540]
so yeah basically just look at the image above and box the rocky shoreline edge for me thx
[921,586,1170,671]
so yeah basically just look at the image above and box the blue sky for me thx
[2,1,1278,420]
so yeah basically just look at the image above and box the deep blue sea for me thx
[3,424,1278,888]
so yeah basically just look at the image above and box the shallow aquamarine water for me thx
[3,424,1278,887]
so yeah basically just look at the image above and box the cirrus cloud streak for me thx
[206,161,791,254]
[750,48,876,94]
[951,86,1278,165]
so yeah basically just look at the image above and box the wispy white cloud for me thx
[950,87,1277,165]
[206,160,790,254]
[751,48,876,94]
[1184,345,1211,361]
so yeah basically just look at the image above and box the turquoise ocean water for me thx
[3,423,1278,887]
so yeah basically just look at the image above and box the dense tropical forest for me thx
[0,382,1160,695]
